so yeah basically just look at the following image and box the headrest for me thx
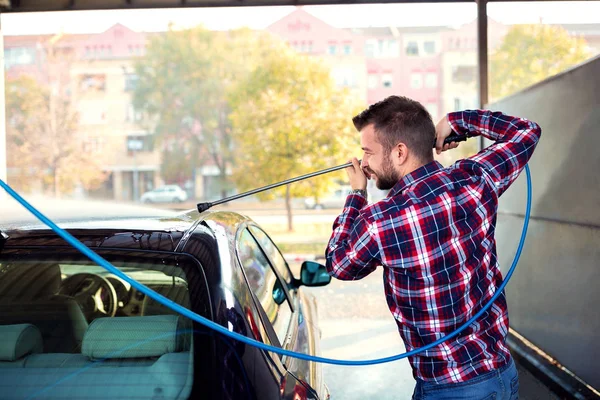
[82,315,182,360]
[0,324,43,361]
[0,263,61,301]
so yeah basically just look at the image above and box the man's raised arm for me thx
[442,110,542,197]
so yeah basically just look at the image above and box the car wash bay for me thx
[1,0,599,398]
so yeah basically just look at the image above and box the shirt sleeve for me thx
[447,110,542,197]
[325,193,380,281]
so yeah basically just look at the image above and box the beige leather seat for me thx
[0,264,88,353]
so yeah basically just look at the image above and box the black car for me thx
[0,208,332,400]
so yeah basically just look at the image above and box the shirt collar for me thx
[388,160,444,197]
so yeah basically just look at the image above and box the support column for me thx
[477,0,489,150]
[113,171,123,201]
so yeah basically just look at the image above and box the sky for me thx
[1,1,599,35]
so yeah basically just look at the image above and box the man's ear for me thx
[394,143,409,166]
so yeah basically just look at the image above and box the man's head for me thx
[352,96,435,190]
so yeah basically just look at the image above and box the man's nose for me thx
[361,157,369,169]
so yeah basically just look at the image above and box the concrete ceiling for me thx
[0,0,555,14]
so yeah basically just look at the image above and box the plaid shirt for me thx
[326,110,541,384]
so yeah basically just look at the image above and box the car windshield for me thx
[0,253,197,400]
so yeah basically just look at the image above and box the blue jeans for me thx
[412,358,519,400]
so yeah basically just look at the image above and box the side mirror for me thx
[300,261,331,287]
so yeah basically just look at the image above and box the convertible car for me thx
[0,207,331,400]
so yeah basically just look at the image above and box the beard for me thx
[366,154,400,190]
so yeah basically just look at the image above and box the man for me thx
[326,95,541,399]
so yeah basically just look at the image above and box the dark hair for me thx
[352,95,435,163]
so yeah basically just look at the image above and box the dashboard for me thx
[104,275,188,317]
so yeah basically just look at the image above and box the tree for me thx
[229,48,364,231]
[6,74,107,196]
[132,26,282,197]
[490,24,592,100]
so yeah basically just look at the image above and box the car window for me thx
[237,229,292,345]
[0,254,197,400]
[248,226,293,285]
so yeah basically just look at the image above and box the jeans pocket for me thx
[510,375,519,399]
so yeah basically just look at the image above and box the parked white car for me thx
[304,186,350,210]
[140,185,188,203]
[304,183,389,210]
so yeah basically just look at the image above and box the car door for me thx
[237,227,320,400]
[247,226,325,399]
[152,187,166,202]
[159,186,173,202]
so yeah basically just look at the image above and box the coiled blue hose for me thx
[0,164,531,366]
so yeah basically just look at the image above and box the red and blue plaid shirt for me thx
[326,110,541,384]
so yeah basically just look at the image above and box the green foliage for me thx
[490,24,592,100]
[228,47,364,204]
[132,26,285,189]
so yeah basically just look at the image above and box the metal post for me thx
[0,19,7,185]
[477,0,489,151]
[133,149,139,202]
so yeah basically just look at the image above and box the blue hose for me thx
[0,164,531,366]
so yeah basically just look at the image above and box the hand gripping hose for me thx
[0,164,531,366]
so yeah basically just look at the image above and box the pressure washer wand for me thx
[197,162,353,212]
[196,134,464,212]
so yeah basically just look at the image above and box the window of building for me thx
[364,39,377,58]
[452,66,477,84]
[425,73,438,88]
[406,41,419,56]
[126,134,154,152]
[343,44,352,55]
[424,41,436,55]
[83,136,105,153]
[328,44,337,55]
[367,74,378,89]
[378,40,385,56]
[124,73,139,92]
[126,104,143,123]
[382,73,393,88]
[79,74,106,93]
[454,98,461,110]
[386,40,400,57]
[333,67,356,88]
[410,73,423,89]
[4,47,36,69]
[237,229,292,345]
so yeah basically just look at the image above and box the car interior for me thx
[0,260,194,400]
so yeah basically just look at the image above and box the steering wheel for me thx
[59,273,118,321]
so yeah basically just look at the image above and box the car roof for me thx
[0,198,252,251]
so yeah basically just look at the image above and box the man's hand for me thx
[435,115,461,155]
[346,158,367,191]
